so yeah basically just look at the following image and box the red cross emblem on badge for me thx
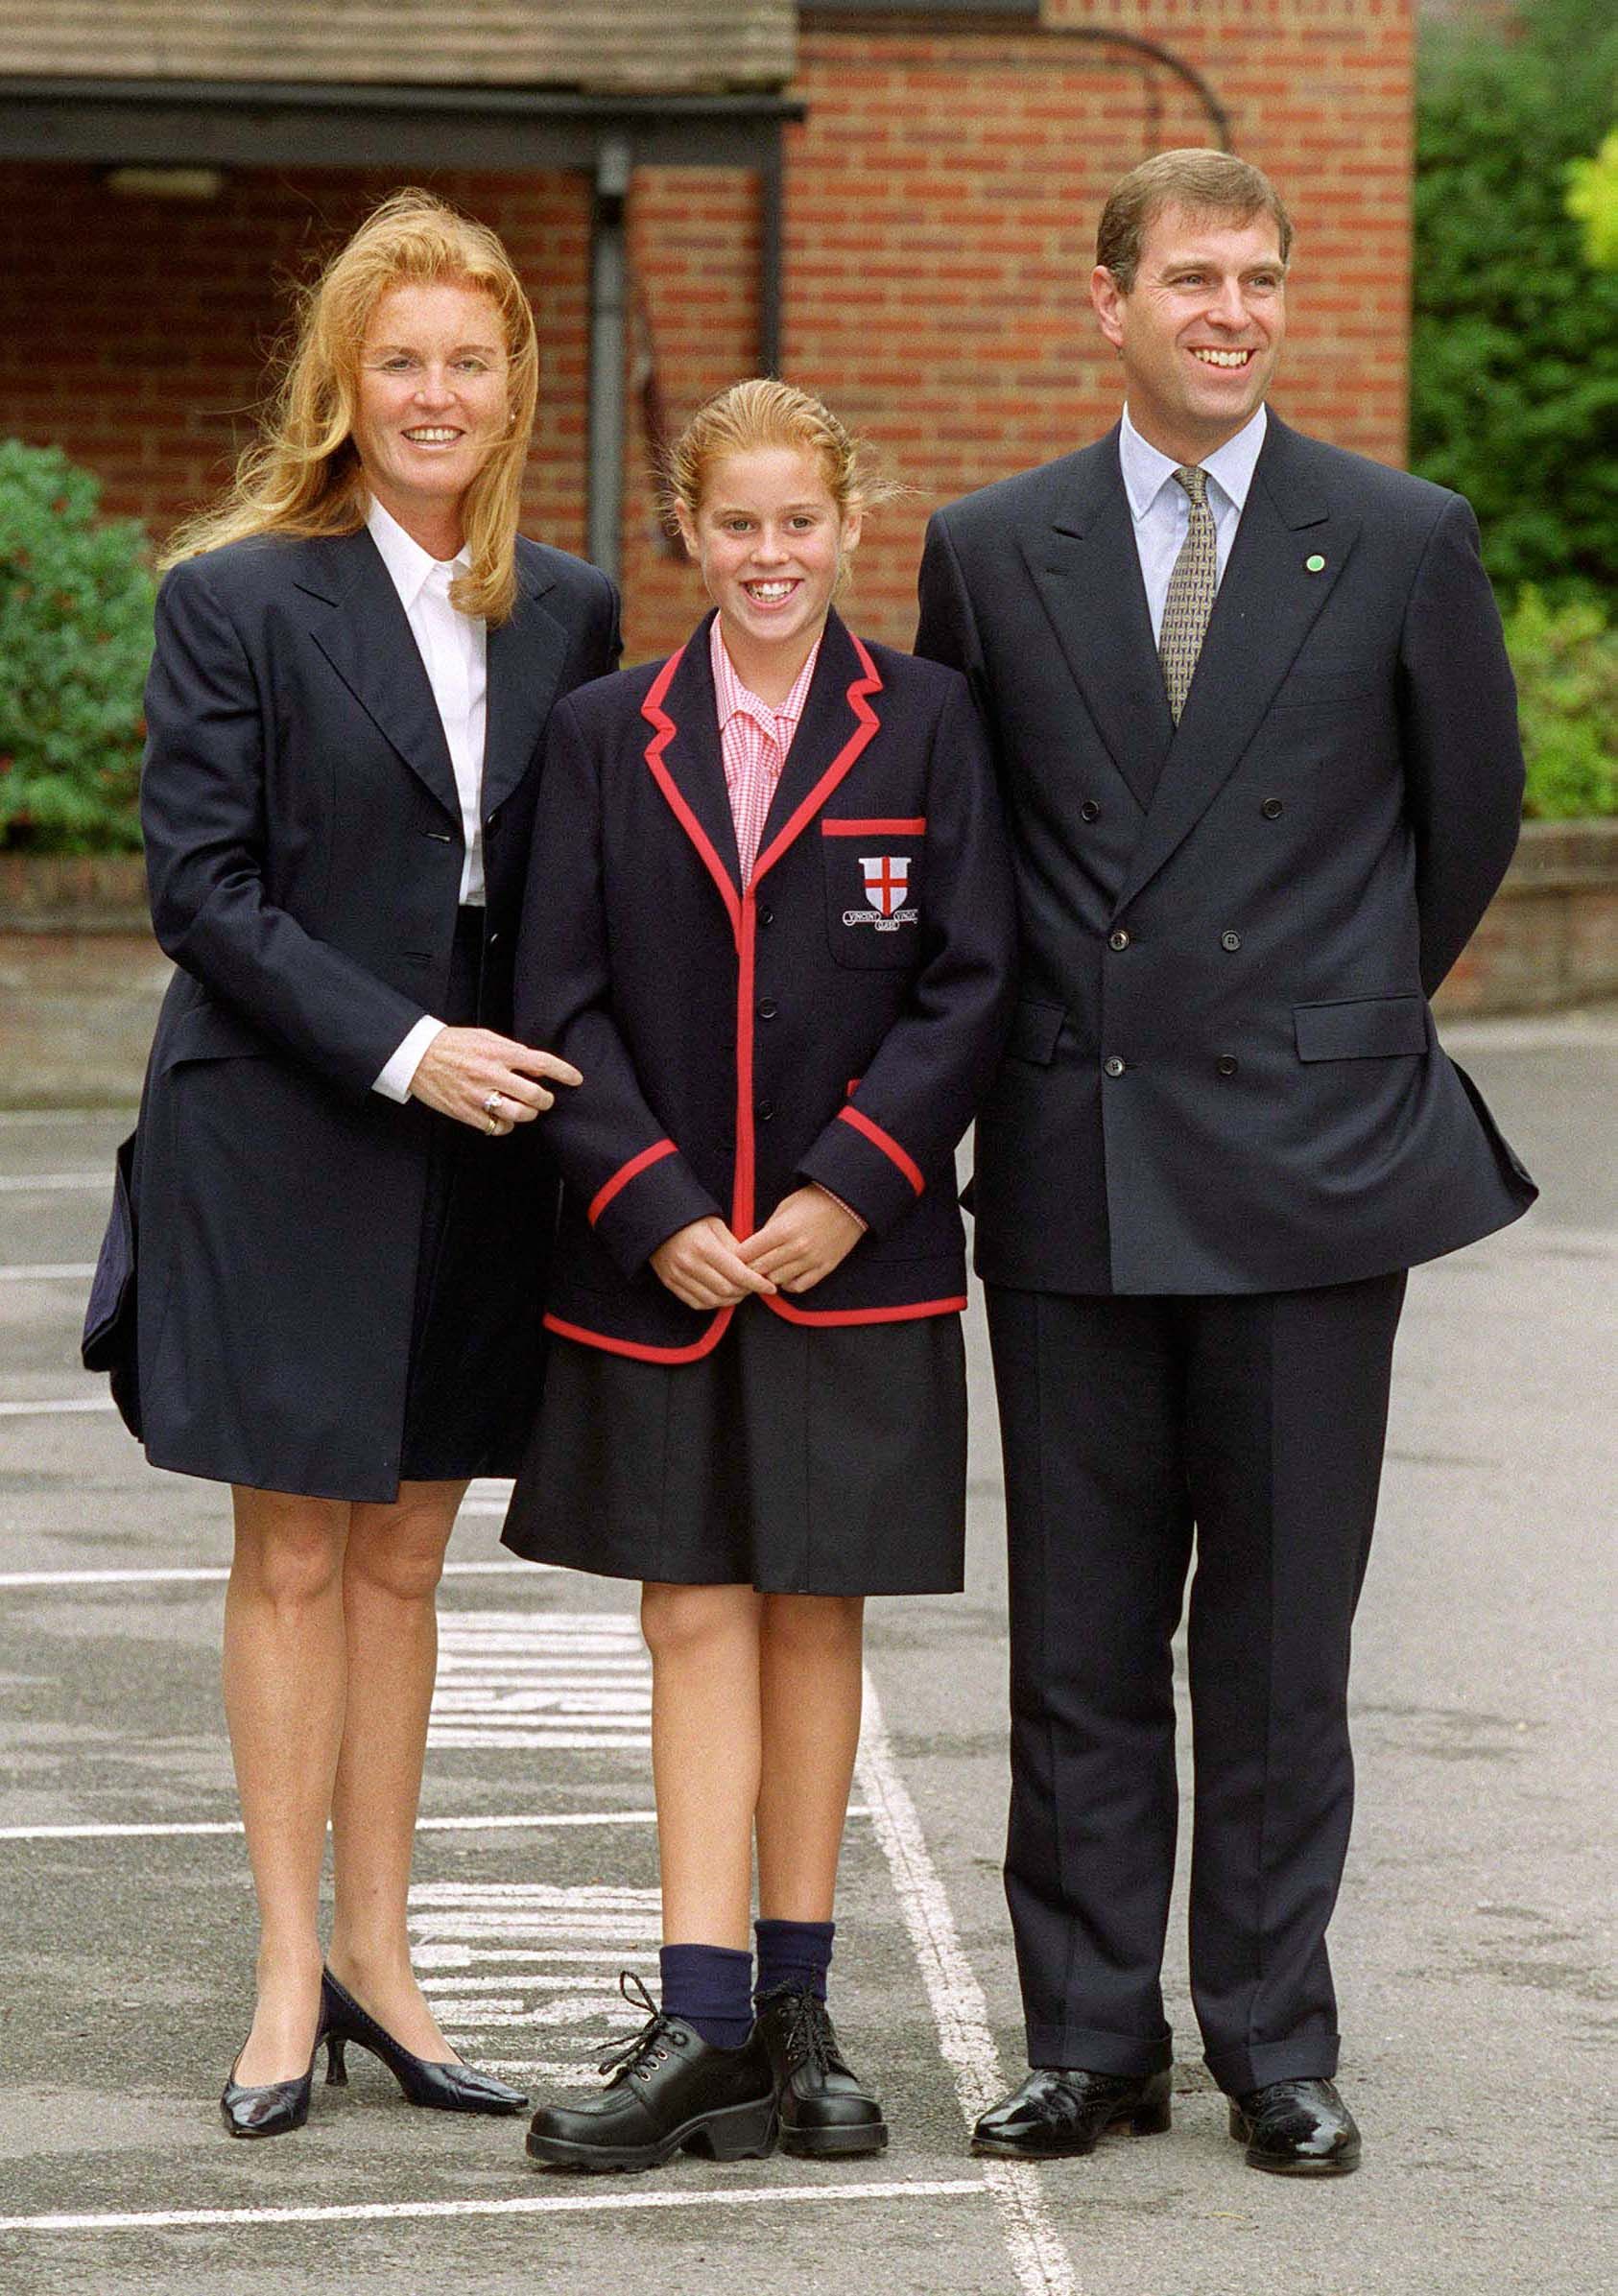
[861,854,910,917]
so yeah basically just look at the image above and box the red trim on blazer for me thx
[837,1102,925,1197]
[640,648,742,937]
[821,817,926,836]
[766,1292,967,1327]
[543,1306,736,1363]
[587,1137,678,1228]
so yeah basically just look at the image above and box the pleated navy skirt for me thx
[501,1302,967,1596]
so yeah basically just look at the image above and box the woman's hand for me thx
[737,1186,866,1293]
[408,1027,583,1135]
[651,1217,778,1310]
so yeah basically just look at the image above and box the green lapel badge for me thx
[1305,553,1326,574]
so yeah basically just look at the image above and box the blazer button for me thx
[485,810,501,836]
[757,1000,778,1021]
[1261,797,1284,819]
[755,1100,775,1123]
[1220,930,1242,952]
[757,904,774,927]
[487,930,501,949]
[1104,1055,1126,1078]
[1080,799,1101,823]
[1108,928,1131,952]
[1216,1054,1239,1077]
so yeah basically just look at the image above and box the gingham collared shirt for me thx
[709,617,821,886]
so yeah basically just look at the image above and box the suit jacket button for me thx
[485,810,501,835]
[757,1000,778,1021]
[1261,797,1284,818]
[755,1100,774,1123]
[1220,930,1242,952]
[1104,1055,1126,1078]
[1080,799,1101,823]
[758,904,774,927]
[1108,928,1131,952]
[487,930,501,949]
[1217,1054,1239,1077]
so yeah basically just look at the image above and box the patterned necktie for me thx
[1158,464,1217,725]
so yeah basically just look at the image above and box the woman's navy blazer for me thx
[512,607,1016,1361]
[85,524,619,1500]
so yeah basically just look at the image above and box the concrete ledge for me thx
[3,820,1614,1107]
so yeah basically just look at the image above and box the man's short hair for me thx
[1096,150,1293,292]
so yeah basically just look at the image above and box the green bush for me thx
[0,438,155,853]
[1505,586,1618,819]
[1413,0,1618,604]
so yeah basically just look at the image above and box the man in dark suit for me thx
[916,149,1535,2176]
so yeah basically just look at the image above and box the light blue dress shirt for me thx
[1118,402,1268,646]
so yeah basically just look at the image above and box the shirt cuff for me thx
[372,1016,445,1102]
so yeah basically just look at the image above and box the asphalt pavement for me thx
[0,1006,1612,2296]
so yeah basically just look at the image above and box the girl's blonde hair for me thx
[161,188,538,624]
[661,378,896,535]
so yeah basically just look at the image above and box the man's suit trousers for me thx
[987,1270,1407,2096]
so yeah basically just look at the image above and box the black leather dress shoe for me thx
[1227,2077,1361,2175]
[526,1974,778,2174]
[321,1969,528,2115]
[220,2008,328,2140]
[753,1983,888,2157]
[971,2066,1172,2159]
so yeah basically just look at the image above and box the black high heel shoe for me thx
[321,1967,528,2115]
[220,2003,329,2140]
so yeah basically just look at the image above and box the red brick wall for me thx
[0,2,1414,663]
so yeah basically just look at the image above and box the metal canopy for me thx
[0,76,797,171]
[0,76,802,581]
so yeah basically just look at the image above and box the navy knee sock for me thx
[754,1917,836,2002]
[658,1944,754,2049]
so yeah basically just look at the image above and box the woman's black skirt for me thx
[398,908,538,1482]
[500,1301,967,1596]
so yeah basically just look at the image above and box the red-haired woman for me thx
[83,190,619,2135]
[502,379,1014,2171]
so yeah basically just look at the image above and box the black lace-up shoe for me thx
[525,1974,777,2174]
[970,2066,1172,2159]
[1227,2076,1361,2175]
[753,1983,888,2157]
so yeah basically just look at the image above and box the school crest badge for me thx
[860,855,910,919]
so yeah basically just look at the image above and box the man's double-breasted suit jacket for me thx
[916,412,1535,1296]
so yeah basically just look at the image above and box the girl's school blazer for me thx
[514,607,1016,1361]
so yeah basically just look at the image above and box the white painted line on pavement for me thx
[857,1675,1080,2296]
[0,2178,987,2236]
[0,1263,95,1282]
[0,1809,880,1848]
[0,1811,663,1843]
[0,1172,108,1192]
[429,1610,650,1752]
[0,1559,547,1587]
[0,1396,117,1416]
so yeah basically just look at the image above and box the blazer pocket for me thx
[821,817,925,969]
[1294,993,1429,1062]
[1004,998,1067,1066]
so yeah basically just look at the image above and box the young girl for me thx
[503,380,1013,2172]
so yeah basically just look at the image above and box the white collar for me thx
[1118,401,1268,522]
[365,493,470,609]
